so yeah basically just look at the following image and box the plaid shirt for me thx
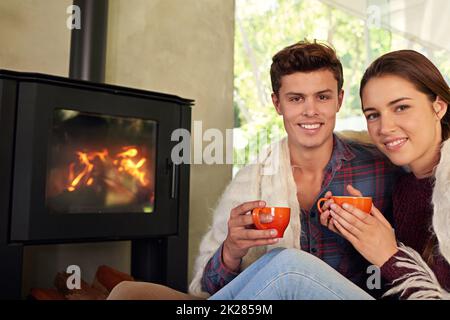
[201,134,402,295]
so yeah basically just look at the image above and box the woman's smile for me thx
[382,137,408,151]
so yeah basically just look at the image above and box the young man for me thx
[189,41,401,298]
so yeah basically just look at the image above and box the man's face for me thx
[272,69,343,150]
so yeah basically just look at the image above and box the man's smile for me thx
[297,122,324,133]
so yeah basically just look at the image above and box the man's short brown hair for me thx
[270,40,344,96]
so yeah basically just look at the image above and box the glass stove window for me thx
[46,109,157,214]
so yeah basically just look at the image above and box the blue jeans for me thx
[209,248,375,300]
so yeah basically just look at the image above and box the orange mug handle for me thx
[317,198,328,214]
[252,208,265,230]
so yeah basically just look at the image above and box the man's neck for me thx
[288,136,334,175]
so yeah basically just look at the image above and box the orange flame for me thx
[115,147,149,186]
[66,146,149,192]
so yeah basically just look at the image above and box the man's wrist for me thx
[221,243,242,272]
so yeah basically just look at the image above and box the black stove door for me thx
[10,81,185,242]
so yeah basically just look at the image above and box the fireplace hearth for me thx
[0,70,192,299]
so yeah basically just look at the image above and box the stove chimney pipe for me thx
[69,0,108,83]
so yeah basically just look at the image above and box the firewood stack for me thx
[29,265,134,300]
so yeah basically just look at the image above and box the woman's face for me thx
[362,75,446,170]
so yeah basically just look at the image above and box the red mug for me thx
[252,207,290,238]
[317,196,372,214]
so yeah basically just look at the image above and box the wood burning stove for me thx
[0,70,192,299]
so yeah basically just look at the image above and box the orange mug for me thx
[317,196,372,214]
[252,207,290,238]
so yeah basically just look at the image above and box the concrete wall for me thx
[0,0,71,75]
[0,0,234,295]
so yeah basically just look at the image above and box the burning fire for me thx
[67,146,149,192]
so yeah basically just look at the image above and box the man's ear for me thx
[337,89,345,112]
[272,93,282,115]
[433,96,448,120]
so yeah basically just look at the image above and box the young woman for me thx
[321,49,450,299]
[209,50,450,300]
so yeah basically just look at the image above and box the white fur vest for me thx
[188,137,300,297]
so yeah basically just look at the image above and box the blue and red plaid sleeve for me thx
[200,243,240,295]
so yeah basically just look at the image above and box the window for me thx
[233,0,450,173]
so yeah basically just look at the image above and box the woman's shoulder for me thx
[394,172,433,194]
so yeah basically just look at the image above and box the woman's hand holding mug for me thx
[318,185,399,267]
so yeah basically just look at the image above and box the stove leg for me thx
[131,237,187,292]
[0,244,23,299]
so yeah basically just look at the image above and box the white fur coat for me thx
[383,139,450,299]
[188,137,301,297]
